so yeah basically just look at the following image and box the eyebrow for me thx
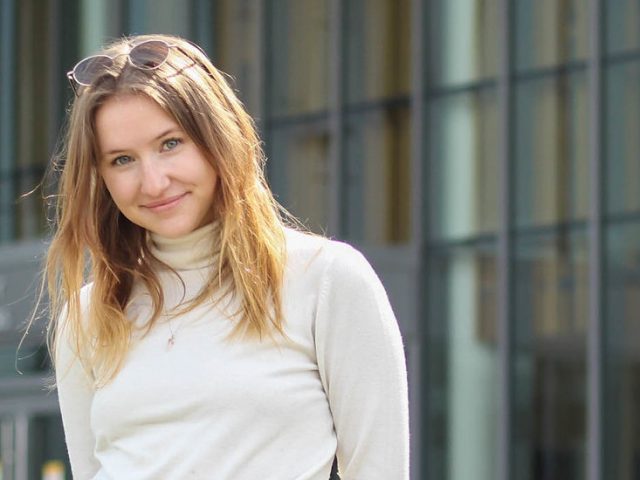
[102,127,182,156]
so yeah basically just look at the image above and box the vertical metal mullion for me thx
[328,0,344,237]
[258,0,272,181]
[47,0,61,153]
[13,413,28,480]
[587,1,604,480]
[1,417,15,480]
[255,0,267,135]
[0,0,16,242]
[410,0,425,478]
[192,0,214,58]
[410,1,425,248]
[496,1,513,480]
[127,0,145,34]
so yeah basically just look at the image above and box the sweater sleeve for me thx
[55,307,101,479]
[314,243,409,480]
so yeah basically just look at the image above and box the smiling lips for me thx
[143,193,188,212]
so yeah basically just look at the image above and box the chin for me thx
[146,221,201,238]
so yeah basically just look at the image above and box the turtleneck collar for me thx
[149,222,220,271]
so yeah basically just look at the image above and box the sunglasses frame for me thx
[66,40,180,96]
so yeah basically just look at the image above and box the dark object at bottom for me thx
[329,456,340,479]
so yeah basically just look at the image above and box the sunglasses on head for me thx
[66,39,185,96]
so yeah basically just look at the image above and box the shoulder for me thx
[284,227,365,266]
[284,227,380,290]
[58,282,94,331]
[55,282,95,368]
[283,227,327,258]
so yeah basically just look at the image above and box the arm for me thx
[315,243,409,480]
[55,312,100,479]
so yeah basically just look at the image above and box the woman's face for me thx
[95,94,218,238]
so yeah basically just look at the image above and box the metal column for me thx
[13,413,28,480]
[328,0,344,237]
[0,0,16,242]
[410,0,425,477]
[496,1,514,480]
[587,1,604,479]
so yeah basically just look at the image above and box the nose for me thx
[139,157,170,197]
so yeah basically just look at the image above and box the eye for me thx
[162,138,182,151]
[112,155,133,166]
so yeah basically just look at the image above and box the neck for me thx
[149,222,219,270]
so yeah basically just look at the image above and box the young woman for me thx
[49,34,409,479]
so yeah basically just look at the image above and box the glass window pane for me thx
[428,0,498,88]
[606,61,640,216]
[2,1,79,244]
[425,243,498,480]
[514,72,589,229]
[214,0,261,115]
[13,1,60,241]
[0,417,13,478]
[0,241,49,375]
[127,0,191,37]
[344,0,410,103]
[30,415,70,479]
[0,414,69,480]
[268,125,330,234]
[79,0,121,55]
[429,88,498,241]
[344,105,410,245]
[514,0,588,72]
[604,223,640,480]
[0,27,16,243]
[513,230,587,480]
[268,0,329,117]
[606,0,640,54]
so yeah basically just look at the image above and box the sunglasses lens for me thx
[129,41,170,70]
[73,55,113,85]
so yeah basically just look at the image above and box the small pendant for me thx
[168,334,175,348]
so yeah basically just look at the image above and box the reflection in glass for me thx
[604,224,640,480]
[513,231,587,480]
[268,0,329,117]
[344,0,410,103]
[0,417,13,478]
[606,61,640,216]
[344,106,410,244]
[214,0,261,114]
[514,73,589,229]
[514,0,588,72]
[79,0,121,55]
[127,0,191,36]
[429,88,498,241]
[428,0,498,87]
[15,1,54,241]
[606,0,640,54]
[0,415,70,480]
[30,415,70,479]
[268,126,329,234]
[0,345,49,377]
[425,243,498,480]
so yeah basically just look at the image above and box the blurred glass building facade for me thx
[0,1,638,479]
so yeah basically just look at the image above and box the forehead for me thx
[94,94,179,152]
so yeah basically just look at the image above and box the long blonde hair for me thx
[47,34,288,385]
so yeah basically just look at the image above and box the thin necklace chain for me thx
[168,324,176,348]
[166,316,183,349]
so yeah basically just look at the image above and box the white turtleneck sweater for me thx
[56,224,409,480]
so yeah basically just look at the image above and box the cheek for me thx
[102,174,137,207]
[203,169,219,202]
[201,159,218,188]
[190,157,218,195]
